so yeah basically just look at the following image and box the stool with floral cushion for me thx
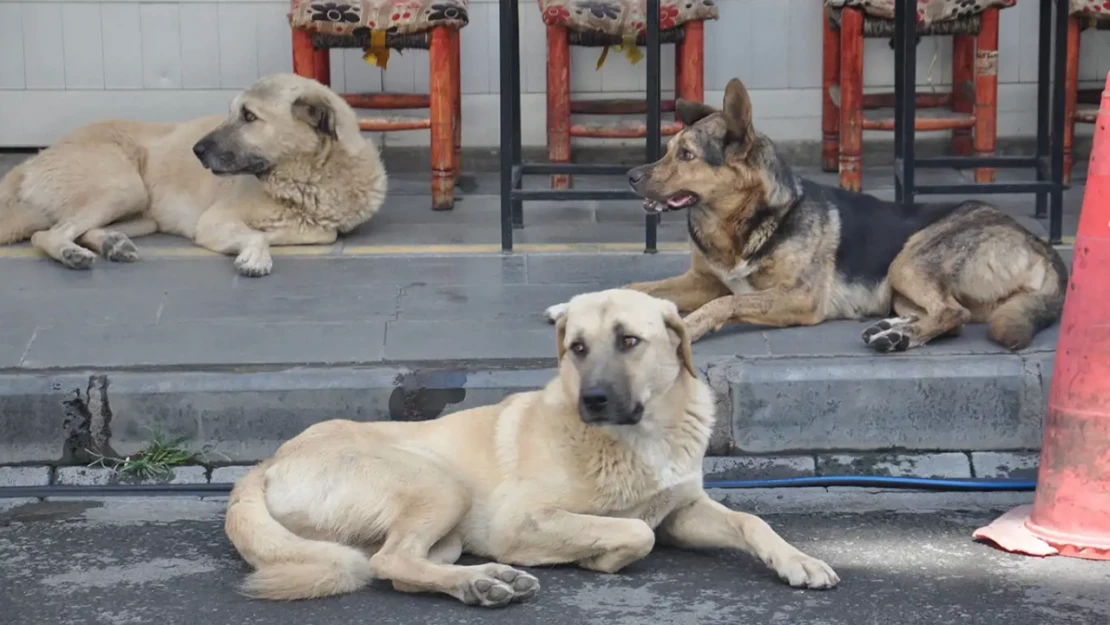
[289,0,467,210]
[821,0,1016,192]
[539,0,717,188]
[1063,0,1110,183]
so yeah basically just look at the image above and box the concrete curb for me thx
[0,351,1052,465]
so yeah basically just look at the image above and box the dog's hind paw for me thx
[543,302,569,324]
[775,553,840,590]
[102,232,139,262]
[862,316,915,352]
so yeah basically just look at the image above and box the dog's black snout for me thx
[628,168,646,186]
[580,387,609,412]
[192,141,210,159]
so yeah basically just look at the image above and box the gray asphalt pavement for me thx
[2,497,1107,625]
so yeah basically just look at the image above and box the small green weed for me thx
[87,430,227,482]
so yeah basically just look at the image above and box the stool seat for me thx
[538,0,716,37]
[824,0,1014,24]
[1072,0,1110,19]
[289,0,468,37]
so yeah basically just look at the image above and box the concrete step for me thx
[0,250,1065,470]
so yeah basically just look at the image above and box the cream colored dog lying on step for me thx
[224,289,839,607]
[0,73,386,277]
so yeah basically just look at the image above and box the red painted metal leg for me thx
[314,49,331,86]
[450,28,462,180]
[292,28,317,80]
[838,8,863,192]
[676,21,704,103]
[951,34,974,157]
[429,27,455,210]
[821,11,840,173]
[973,8,999,183]
[547,25,572,189]
[1064,17,1081,185]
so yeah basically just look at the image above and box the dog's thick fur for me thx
[225,289,838,607]
[545,79,1068,353]
[0,73,386,277]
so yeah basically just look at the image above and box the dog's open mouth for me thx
[642,191,700,213]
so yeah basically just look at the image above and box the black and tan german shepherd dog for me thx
[546,78,1068,353]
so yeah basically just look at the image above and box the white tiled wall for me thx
[0,0,1107,148]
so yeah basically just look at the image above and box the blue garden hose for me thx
[0,475,1036,500]
[704,475,1036,491]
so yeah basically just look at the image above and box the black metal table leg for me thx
[645,0,661,253]
[499,0,516,252]
[509,0,524,230]
[1049,0,1067,243]
[894,0,917,207]
[1035,0,1052,219]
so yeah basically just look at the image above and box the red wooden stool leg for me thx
[838,8,863,192]
[292,28,317,80]
[821,12,840,173]
[973,8,999,183]
[450,28,462,180]
[1063,16,1080,185]
[676,21,704,103]
[547,25,572,189]
[430,27,455,210]
[951,34,974,157]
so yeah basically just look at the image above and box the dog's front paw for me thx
[543,302,569,324]
[775,553,840,590]
[234,247,273,277]
[682,311,718,342]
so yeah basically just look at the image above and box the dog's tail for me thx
[988,247,1069,350]
[224,461,375,601]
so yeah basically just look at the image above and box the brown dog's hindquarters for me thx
[862,202,1068,353]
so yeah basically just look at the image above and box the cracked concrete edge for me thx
[0,358,1046,464]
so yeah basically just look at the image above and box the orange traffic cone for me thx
[973,72,1110,560]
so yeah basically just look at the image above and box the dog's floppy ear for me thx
[675,99,717,128]
[555,313,569,361]
[292,93,338,139]
[721,78,753,143]
[662,302,696,377]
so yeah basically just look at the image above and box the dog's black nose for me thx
[628,168,646,185]
[581,387,609,412]
[192,141,209,159]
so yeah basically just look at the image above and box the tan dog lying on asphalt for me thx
[0,73,387,277]
[224,288,839,607]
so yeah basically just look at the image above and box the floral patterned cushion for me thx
[1072,0,1110,18]
[824,0,1015,25]
[538,0,718,37]
[289,0,468,36]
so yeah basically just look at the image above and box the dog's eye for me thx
[569,341,588,356]
[242,109,257,123]
[678,149,695,161]
[619,336,641,350]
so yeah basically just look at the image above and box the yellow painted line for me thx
[0,241,691,260]
[0,238,1069,260]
